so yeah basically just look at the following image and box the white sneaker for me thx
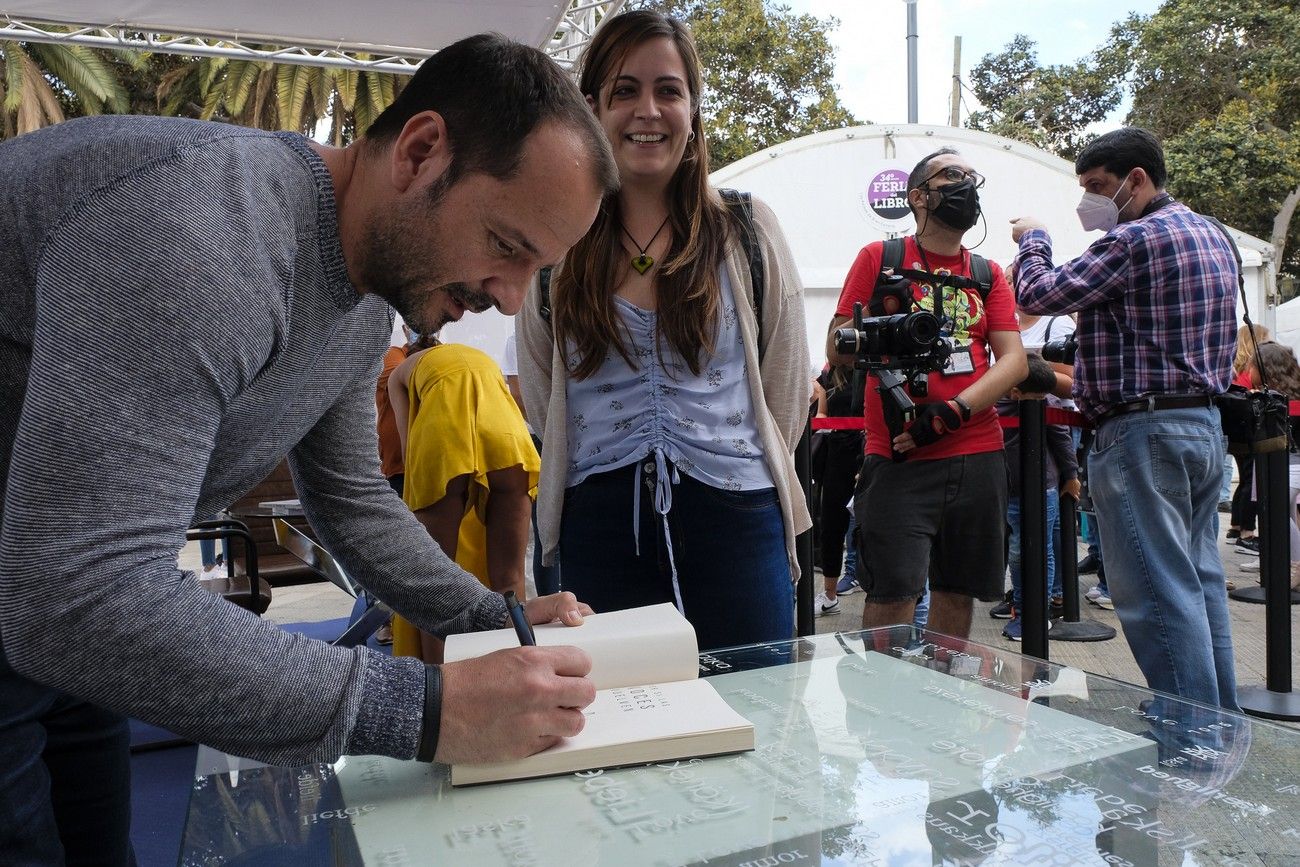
[1085,585,1102,602]
[199,565,221,581]
[815,592,840,616]
[1240,560,1261,573]
[1095,593,1114,610]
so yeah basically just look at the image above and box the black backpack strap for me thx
[968,253,993,301]
[538,266,553,325]
[719,188,764,358]
[880,237,905,275]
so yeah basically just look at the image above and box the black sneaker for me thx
[1236,537,1261,555]
[1050,595,1064,619]
[1226,528,1241,540]
[989,590,1013,619]
[1077,553,1100,574]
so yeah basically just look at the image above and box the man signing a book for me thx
[0,35,614,864]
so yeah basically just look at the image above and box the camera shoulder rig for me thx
[877,237,994,302]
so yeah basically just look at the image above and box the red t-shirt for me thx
[835,237,1018,460]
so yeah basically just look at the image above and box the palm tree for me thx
[0,39,137,139]
[156,55,402,142]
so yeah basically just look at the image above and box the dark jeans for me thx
[0,640,136,865]
[1230,453,1255,532]
[815,433,862,579]
[559,461,793,651]
[531,498,558,596]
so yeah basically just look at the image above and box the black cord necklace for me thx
[620,215,671,275]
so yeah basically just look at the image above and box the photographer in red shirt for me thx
[827,148,1026,639]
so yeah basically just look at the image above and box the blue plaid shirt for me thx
[1015,201,1237,423]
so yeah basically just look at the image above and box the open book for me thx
[443,603,755,786]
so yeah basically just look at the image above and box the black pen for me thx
[504,591,536,646]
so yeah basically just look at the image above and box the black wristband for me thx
[952,396,973,422]
[415,664,443,763]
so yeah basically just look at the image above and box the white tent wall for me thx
[710,124,1275,374]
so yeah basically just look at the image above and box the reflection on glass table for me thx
[180,627,1300,866]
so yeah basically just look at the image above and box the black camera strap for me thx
[1202,216,1264,383]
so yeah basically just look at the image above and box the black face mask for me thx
[929,179,981,231]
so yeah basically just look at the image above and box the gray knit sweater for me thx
[0,116,505,765]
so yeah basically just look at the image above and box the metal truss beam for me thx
[0,0,626,74]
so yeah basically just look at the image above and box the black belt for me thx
[1095,394,1214,426]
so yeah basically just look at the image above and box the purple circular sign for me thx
[866,169,911,221]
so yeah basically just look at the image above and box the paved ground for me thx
[810,524,1300,729]
[180,504,1300,728]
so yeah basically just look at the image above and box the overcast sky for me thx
[783,0,1164,129]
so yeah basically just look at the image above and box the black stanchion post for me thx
[795,418,814,638]
[1060,491,1079,621]
[1238,446,1300,720]
[1049,489,1116,642]
[1018,399,1049,659]
[1230,446,1300,606]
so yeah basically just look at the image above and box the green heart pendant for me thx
[632,254,654,275]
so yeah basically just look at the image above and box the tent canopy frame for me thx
[0,0,625,74]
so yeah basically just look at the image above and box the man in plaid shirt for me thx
[1010,127,1239,711]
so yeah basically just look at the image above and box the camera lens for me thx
[900,312,940,348]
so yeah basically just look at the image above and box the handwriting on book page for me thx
[590,685,670,716]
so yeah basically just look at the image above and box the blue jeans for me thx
[1007,490,1061,612]
[912,585,930,630]
[0,640,136,864]
[559,462,793,650]
[1089,406,1238,710]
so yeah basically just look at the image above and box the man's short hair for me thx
[906,147,960,215]
[364,33,618,195]
[1074,127,1167,189]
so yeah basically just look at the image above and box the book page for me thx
[444,603,699,689]
[452,678,753,785]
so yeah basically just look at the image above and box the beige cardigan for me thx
[517,194,812,583]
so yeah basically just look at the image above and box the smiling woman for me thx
[517,9,813,652]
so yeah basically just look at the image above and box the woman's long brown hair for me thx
[1256,341,1300,401]
[553,10,733,380]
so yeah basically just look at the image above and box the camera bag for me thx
[1203,216,1290,455]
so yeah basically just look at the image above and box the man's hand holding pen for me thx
[434,590,597,765]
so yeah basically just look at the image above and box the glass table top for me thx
[179,627,1300,866]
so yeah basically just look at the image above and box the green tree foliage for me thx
[0,38,138,139]
[1122,0,1300,274]
[155,56,400,141]
[0,35,399,145]
[965,34,1123,160]
[633,0,858,171]
[967,1,1300,275]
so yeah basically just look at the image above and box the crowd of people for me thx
[0,8,1270,861]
